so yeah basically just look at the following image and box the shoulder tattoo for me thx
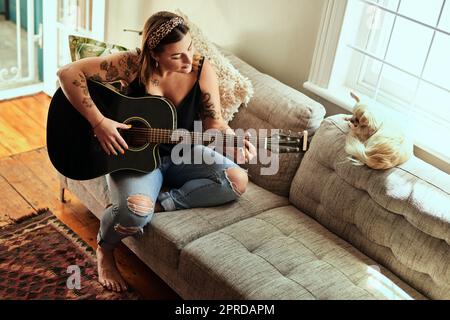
[200,92,220,120]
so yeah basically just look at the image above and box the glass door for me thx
[0,0,43,99]
[43,0,105,96]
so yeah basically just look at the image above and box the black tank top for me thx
[126,56,206,157]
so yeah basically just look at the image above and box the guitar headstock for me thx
[267,130,309,153]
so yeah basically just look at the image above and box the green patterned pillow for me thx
[68,35,130,92]
[69,35,129,62]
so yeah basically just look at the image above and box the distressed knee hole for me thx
[114,223,144,236]
[127,194,154,216]
[224,168,248,196]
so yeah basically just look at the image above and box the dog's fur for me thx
[344,93,413,170]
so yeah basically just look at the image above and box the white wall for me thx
[105,0,326,91]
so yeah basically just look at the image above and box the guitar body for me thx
[47,80,177,180]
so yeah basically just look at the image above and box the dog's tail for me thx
[350,92,361,104]
[345,133,413,170]
[345,134,367,167]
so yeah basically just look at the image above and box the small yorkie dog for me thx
[344,93,413,170]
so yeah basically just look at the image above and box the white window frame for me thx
[304,0,450,174]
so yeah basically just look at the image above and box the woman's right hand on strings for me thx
[93,117,131,155]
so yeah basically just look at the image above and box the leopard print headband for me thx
[147,17,184,50]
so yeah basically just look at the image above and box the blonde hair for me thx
[138,11,190,86]
[345,131,413,170]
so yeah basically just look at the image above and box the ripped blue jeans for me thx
[97,145,243,250]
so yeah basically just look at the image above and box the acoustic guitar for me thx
[47,80,308,180]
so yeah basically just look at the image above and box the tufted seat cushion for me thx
[123,182,289,269]
[177,206,424,299]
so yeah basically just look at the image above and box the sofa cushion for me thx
[289,115,450,299]
[66,175,110,211]
[178,206,425,299]
[122,182,289,269]
[223,50,326,196]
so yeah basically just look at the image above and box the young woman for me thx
[57,11,256,292]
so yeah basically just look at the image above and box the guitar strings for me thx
[123,127,302,138]
[122,129,279,141]
[122,139,269,146]
[122,133,269,145]
[117,128,297,148]
[122,137,269,145]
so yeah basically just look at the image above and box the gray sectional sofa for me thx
[57,50,450,300]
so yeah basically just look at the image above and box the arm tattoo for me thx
[72,72,94,108]
[118,52,139,80]
[200,92,220,120]
[72,52,139,109]
[81,97,95,109]
[100,60,119,81]
[88,74,103,82]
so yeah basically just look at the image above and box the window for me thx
[42,0,105,95]
[305,0,450,165]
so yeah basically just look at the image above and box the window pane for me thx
[378,64,419,104]
[351,2,396,57]
[58,0,91,31]
[57,29,71,68]
[359,55,383,88]
[423,33,450,90]
[438,0,450,32]
[415,82,450,125]
[0,1,39,90]
[386,17,433,75]
[366,8,396,57]
[398,0,444,26]
[376,0,400,11]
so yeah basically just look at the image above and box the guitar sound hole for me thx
[120,119,149,150]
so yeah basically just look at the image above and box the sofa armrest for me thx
[221,49,326,196]
[290,115,450,299]
[222,49,325,133]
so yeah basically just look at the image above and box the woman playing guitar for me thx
[56,11,256,293]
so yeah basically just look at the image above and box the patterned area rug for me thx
[0,210,140,300]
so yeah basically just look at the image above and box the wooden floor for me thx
[0,93,180,300]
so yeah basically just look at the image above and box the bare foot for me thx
[96,246,128,292]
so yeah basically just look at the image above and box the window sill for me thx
[303,81,450,175]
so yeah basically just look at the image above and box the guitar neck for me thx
[125,127,267,148]
[122,127,308,153]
